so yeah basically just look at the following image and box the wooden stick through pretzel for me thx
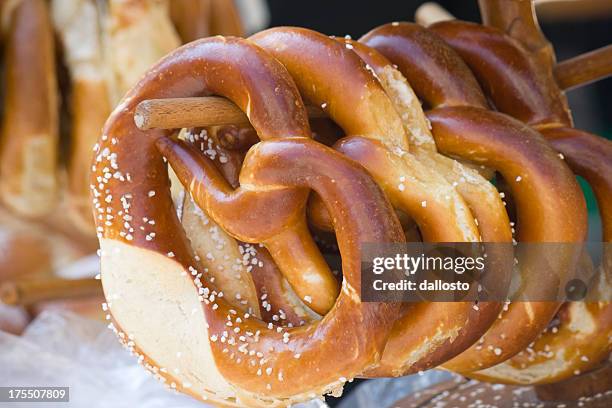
[135,97,326,131]
[554,45,612,90]
[0,277,102,307]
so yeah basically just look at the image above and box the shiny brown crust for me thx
[426,107,588,375]
[361,22,488,110]
[343,38,510,246]
[95,36,404,405]
[1,0,58,218]
[361,22,588,374]
[429,20,611,383]
[429,20,572,129]
[250,27,506,378]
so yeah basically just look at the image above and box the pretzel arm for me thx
[428,107,587,374]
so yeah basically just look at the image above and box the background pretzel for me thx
[170,0,244,42]
[430,19,612,384]
[361,21,588,375]
[0,0,191,333]
[1,0,58,218]
[96,36,405,406]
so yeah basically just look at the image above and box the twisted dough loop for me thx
[96,36,404,406]
[431,19,612,384]
[361,22,587,375]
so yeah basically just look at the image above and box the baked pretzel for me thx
[430,19,612,384]
[361,22,587,376]
[95,36,404,406]
[250,27,512,377]
[100,0,181,104]
[1,0,59,218]
[49,0,182,233]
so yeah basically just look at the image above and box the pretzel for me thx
[95,36,406,406]
[361,22,588,376]
[430,19,612,384]
[51,0,112,234]
[1,0,59,218]
[249,27,514,377]
[100,0,181,104]
[45,0,184,235]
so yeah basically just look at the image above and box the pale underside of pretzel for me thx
[430,19,612,384]
[95,36,406,406]
[361,22,588,377]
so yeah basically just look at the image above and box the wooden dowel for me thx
[0,277,102,306]
[479,0,611,90]
[134,96,326,130]
[134,43,611,131]
[555,45,612,90]
[415,2,455,27]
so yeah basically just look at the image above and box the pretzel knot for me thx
[94,36,404,406]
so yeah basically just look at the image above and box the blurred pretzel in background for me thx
[0,0,253,333]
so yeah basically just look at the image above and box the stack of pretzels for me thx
[93,6,611,408]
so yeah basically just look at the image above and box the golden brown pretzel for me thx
[95,36,403,405]
[430,19,612,384]
[1,0,59,218]
[429,20,571,130]
[361,22,587,375]
[250,27,511,377]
